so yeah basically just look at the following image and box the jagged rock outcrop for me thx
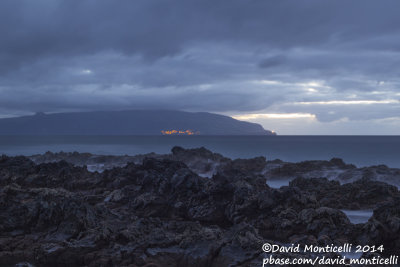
[356,198,400,255]
[1,148,399,266]
[29,147,400,189]
[265,159,400,188]
[289,177,400,209]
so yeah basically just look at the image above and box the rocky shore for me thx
[1,147,400,266]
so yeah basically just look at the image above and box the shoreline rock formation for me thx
[0,147,399,266]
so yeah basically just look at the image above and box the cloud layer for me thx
[0,0,399,133]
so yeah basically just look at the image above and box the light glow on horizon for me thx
[233,113,316,120]
[294,99,399,105]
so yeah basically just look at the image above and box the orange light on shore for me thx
[161,129,197,135]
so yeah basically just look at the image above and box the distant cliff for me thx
[0,110,276,135]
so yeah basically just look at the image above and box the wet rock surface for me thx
[266,158,400,188]
[30,147,400,188]
[0,148,399,266]
[289,177,399,210]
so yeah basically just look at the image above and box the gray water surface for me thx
[341,210,373,224]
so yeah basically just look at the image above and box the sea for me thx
[0,135,399,168]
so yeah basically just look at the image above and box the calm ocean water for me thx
[0,135,399,168]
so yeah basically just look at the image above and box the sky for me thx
[0,0,399,135]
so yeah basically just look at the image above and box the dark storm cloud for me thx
[258,55,287,69]
[0,0,399,126]
[2,0,400,66]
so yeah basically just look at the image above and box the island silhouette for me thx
[0,110,275,135]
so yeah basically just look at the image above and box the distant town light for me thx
[161,129,198,135]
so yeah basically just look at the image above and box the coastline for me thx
[0,135,399,168]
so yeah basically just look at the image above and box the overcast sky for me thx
[1,0,399,134]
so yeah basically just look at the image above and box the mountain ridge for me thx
[0,110,276,135]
